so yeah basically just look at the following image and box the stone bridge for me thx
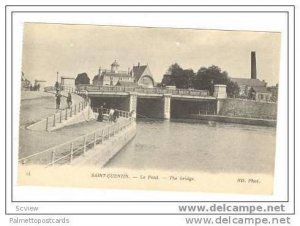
[78,85,227,119]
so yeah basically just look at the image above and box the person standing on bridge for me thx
[84,90,89,104]
[97,105,104,122]
[113,109,118,122]
[55,92,62,109]
[67,92,72,109]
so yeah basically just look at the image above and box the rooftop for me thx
[103,71,131,77]
[132,65,147,81]
[231,78,267,87]
[61,77,75,80]
[252,86,270,93]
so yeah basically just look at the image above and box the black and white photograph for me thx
[3,3,299,226]
[17,23,280,194]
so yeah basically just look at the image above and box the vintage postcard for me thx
[18,23,280,194]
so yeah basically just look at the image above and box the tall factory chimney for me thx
[251,51,257,79]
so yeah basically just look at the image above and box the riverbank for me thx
[71,120,136,167]
[188,114,276,127]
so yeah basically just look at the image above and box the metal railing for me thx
[44,100,89,131]
[19,109,134,166]
[44,86,75,93]
[76,85,209,97]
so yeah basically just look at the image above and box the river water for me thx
[105,119,276,174]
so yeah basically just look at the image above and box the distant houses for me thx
[22,54,278,103]
[34,80,46,91]
[230,52,274,102]
[131,63,155,88]
[230,78,272,101]
[92,60,155,88]
[60,77,76,92]
[21,72,46,91]
[21,72,31,91]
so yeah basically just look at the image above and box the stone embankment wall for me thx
[71,120,136,167]
[219,98,277,119]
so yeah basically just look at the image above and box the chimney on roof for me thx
[138,62,140,68]
[251,51,257,79]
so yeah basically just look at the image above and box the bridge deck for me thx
[82,85,216,100]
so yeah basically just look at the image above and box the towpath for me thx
[19,91,106,160]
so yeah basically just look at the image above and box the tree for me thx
[226,81,240,98]
[161,74,175,87]
[183,69,194,89]
[75,72,90,85]
[161,63,194,88]
[192,65,240,97]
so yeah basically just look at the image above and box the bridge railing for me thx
[19,109,134,166]
[77,85,209,97]
[43,100,89,131]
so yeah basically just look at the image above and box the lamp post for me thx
[55,72,59,93]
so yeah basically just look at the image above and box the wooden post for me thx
[70,106,72,117]
[60,111,62,123]
[53,114,56,127]
[78,103,80,113]
[101,129,104,143]
[83,136,86,156]
[65,109,68,120]
[46,117,48,131]
[70,142,74,163]
[75,105,77,115]
[94,132,96,148]
[51,149,56,166]
[108,127,110,139]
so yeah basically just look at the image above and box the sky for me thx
[22,23,281,86]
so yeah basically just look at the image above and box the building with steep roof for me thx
[130,63,155,88]
[92,61,155,88]
[93,60,134,86]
